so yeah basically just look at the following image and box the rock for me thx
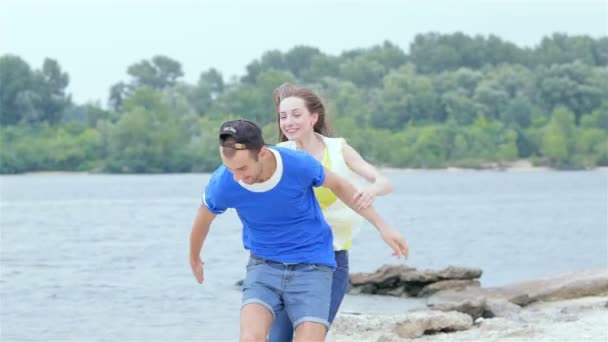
[377,286,406,297]
[328,310,473,340]
[393,311,473,338]
[477,317,531,336]
[350,265,413,288]
[437,266,483,280]
[498,269,608,305]
[483,298,522,320]
[509,293,536,306]
[399,270,441,283]
[330,286,608,341]
[349,265,483,298]
[349,283,378,295]
[427,288,488,319]
[418,279,481,297]
[376,335,399,342]
[399,266,482,283]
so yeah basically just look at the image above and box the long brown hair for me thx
[273,83,332,142]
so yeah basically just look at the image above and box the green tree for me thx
[410,32,462,73]
[593,37,608,66]
[541,107,576,166]
[187,68,225,116]
[372,65,441,129]
[433,68,483,96]
[34,58,71,124]
[284,46,322,78]
[300,54,340,83]
[580,104,608,130]
[108,82,127,112]
[441,90,481,125]
[536,33,597,66]
[537,61,604,122]
[320,78,368,126]
[105,88,198,172]
[365,41,408,70]
[127,55,184,89]
[0,55,34,125]
[339,56,386,88]
[216,69,293,126]
[0,56,70,125]
[242,50,287,83]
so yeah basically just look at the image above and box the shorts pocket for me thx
[302,264,333,273]
[246,256,267,269]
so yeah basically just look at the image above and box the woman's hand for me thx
[352,187,377,210]
[380,228,409,258]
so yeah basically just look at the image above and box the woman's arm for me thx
[321,167,408,258]
[343,142,393,209]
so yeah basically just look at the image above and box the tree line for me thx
[1,32,607,173]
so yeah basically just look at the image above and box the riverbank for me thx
[328,269,608,341]
[381,159,608,173]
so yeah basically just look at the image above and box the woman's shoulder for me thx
[319,135,346,145]
[276,140,297,149]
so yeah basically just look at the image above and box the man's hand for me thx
[190,257,205,284]
[189,205,216,284]
[380,228,409,258]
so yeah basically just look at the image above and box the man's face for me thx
[220,148,263,184]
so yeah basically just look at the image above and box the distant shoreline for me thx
[8,160,608,176]
[381,159,608,173]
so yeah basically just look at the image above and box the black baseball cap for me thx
[218,119,266,150]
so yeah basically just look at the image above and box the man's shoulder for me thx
[208,165,234,188]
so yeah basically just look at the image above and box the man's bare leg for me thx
[294,321,327,341]
[240,303,273,342]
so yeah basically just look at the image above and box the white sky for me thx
[1,0,606,104]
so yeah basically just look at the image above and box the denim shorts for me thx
[241,255,333,330]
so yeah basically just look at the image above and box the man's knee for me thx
[294,321,327,341]
[240,331,267,342]
[240,303,274,342]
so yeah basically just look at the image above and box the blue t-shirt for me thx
[203,147,335,268]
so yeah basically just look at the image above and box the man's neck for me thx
[258,148,277,183]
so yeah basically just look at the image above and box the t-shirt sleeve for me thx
[298,151,326,188]
[202,168,229,214]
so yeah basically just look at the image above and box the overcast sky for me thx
[1,0,606,104]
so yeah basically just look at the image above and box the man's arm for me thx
[189,205,217,284]
[321,167,408,258]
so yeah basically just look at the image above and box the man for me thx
[189,119,408,341]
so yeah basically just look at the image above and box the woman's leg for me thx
[268,308,293,342]
[328,250,349,323]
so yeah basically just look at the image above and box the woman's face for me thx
[278,96,318,141]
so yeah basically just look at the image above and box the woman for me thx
[269,83,405,341]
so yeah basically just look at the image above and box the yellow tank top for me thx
[313,148,338,209]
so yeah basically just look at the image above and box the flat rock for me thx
[393,310,474,338]
[497,269,608,304]
[328,310,473,340]
[418,279,480,297]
